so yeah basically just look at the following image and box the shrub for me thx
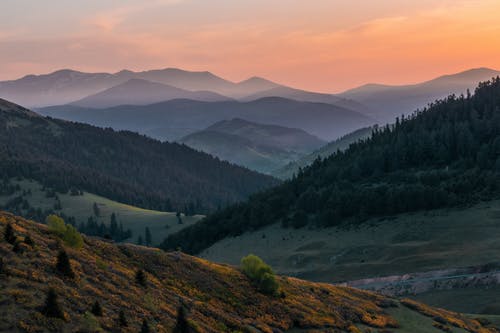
[0,258,5,275]
[174,306,189,333]
[91,300,103,317]
[56,250,75,279]
[46,215,83,249]
[118,310,128,327]
[241,254,279,296]
[81,311,102,332]
[42,288,65,319]
[62,225,83,249]
[24,235,35,247]
[4,223,16,244]
[141,319,150,333]
[46,215,66,236]
[135,269,147,287]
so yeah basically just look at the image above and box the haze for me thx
[1,0,500,92]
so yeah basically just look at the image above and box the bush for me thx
[241,254,279,295]
[46,215,83,249]
[135,269,147,287]
[24,235,35,247]
[42,288,65,319]
[141,319,150,333]
[81,311,102,332]
[91,300,103,317]
[56,250,75,279]
[4,223,16,244]
[118,310,128,327]
[46,215,66,236]
[62,225,83,249]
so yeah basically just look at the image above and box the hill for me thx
[339,67,500,122]
[71,79,230,108]
[38,97,375,142]
[180,119,325,173]
[273,126,374,179]
[0,211,496,333]
[0,98,277,214]
[162,77,500,254]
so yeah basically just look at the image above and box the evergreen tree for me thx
[24,235,35,247]
[110,213,118,236]
[93,203,100,217]
[135,269,147,287]
[0,257,5,275]
[140,319,150,333]
[118,310,128,327]
[137,235,143,245]
[91,300,103,317]
[4,223,16,244]
[41,288,65,319]
[145,227,152,246]
[56,250,75,279]
[173,306,189,333]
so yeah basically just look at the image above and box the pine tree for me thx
[93,202,100,217]
[145,227,152,246]
[0,257,5,274]
[137,235,143,245]
[56,250,75,279]
[110,213,118,237]
[141,319,150,333]
[24,235,35,247]
[173,306,189,333]
[135,269,147,287]
[91,300,103,317]
[42,288,65,319]
[4,223,16,244]
[118,310,128,327]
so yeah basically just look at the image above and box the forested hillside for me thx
[0,99,277,214]
[163,78,500,254]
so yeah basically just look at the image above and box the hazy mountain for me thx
[0,98,277,213]
[180,118,326,173]
[339,67,500,122]
[0,68,281,107]
[38,97,375,142]
[272,126,375,179]
[243,85,370,113]
[71,78,231,108]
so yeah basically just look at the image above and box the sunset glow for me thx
[1,0,500,91]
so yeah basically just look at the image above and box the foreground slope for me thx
[0,212,496,333]
[0,98,277,213]
[180,119,325,173]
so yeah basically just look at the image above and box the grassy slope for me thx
[0,179,202,245]
[0,211,496,333]
[200,200,500,313]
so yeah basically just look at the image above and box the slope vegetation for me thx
[162,78,500,254]
[0,212,496,333]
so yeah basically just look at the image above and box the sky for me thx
[1,0,500,92]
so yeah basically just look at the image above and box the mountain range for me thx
[180,118,326,173]
[39,97,374,142]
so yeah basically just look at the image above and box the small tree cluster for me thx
[241,254,279,296]
[91,300,103,317]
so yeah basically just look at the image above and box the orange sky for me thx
[1,0,500,92]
